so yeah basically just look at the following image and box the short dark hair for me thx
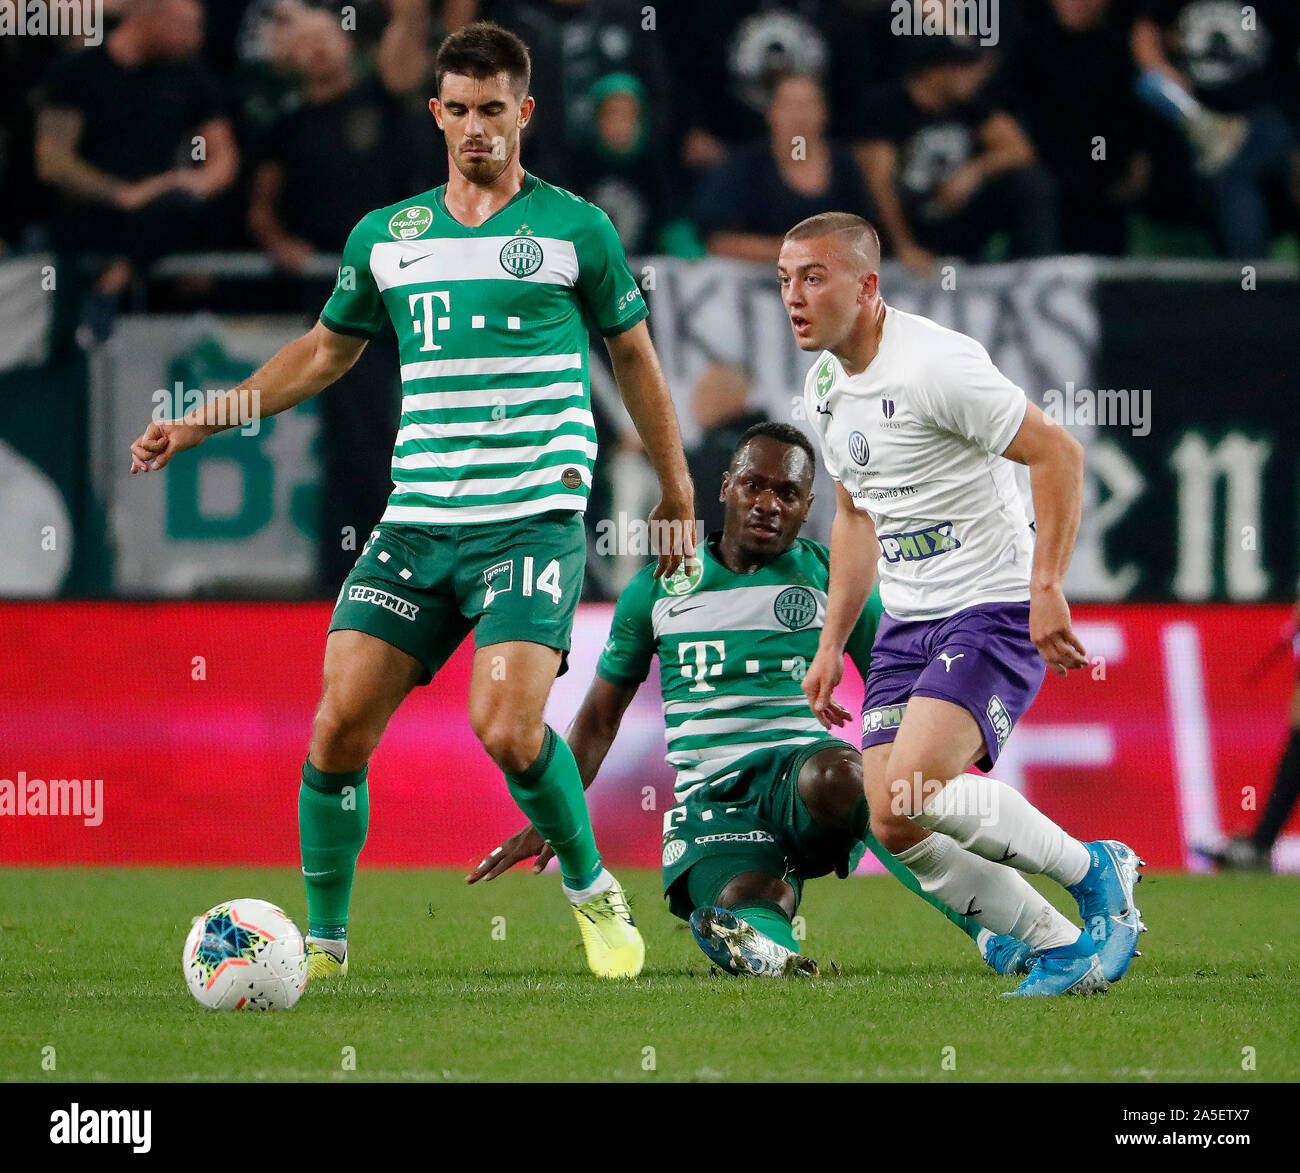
[732,421,817,477]
[784,212,881,272]
[434,21,531,99]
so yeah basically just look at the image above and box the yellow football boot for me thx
[569,874,644,979]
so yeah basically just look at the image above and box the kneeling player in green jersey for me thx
[128,23,699,981]
[469,422,1033,977]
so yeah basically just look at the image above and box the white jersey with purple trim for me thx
[804,304,1034,622]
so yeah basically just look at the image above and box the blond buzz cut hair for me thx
[784,212,881,273]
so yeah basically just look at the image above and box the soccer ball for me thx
[182,899,308,1010]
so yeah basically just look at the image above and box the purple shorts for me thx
[860,601,1046,770]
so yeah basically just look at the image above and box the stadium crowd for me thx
[3,0,1299,294]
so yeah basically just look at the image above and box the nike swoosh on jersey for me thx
[398,253,434,269]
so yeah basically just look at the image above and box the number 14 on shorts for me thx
[483,556,563,606]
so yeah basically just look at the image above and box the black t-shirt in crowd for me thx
[41,46,225,183]
[694,139,873,238]
[1138,0,1298,112]
[1011,7,1144,195]
[858,80,993,209]
[261,76,439,250]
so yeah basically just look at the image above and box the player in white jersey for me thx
[785,212,1145,997]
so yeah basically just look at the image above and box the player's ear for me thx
[429,97,443,127]
[517,94,535,129]
[719,471,731,502]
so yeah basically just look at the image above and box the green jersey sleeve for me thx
[844,584,885,679]
[596,568,658,685]
[319,216,386,339]
[574,206,649,337]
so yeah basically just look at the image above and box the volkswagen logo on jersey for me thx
[500,236,544,278]
[848,430,870,466]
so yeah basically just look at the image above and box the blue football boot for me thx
[980,932,1033,976]
[1002,933,1108,997]
[1067,840,1146,982]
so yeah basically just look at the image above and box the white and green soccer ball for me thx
[182,899,307,1011]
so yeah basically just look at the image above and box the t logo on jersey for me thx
[879,523,961,562]
[814,359,834,399]
[409,290,451,352]
[678,640,725,693]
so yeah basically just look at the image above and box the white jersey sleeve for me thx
[911,335,1028,457]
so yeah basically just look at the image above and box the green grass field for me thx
[2,869,1296,1083]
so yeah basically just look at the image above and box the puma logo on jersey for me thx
[937,652,964,672]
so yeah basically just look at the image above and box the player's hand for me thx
[1029,584,1088,676]
[802,646,850,728]
[129,418,208,474]
[114,174,178,212]
[465,825,553,883]
[649,492,696,580]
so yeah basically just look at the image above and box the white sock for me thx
[913,773,1091,887]
[562,867,613,905]
[895,832,1081,952]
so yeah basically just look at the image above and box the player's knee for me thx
[310,702,382,772]
[796,749,863,832]
[473,716,543,776]
[869,812,918,855]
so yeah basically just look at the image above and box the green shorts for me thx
[329,511,586,683]
[661,738,866,921]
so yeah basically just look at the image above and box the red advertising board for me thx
[0,603,1295,871]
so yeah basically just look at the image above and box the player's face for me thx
[432,73,535,185]
[778,236,874,353]
[720,438,814,559]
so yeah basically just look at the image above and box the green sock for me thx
[299,761,369,940]
[731,901,800,953]
[505,725,602,890]
[857,798,980,942]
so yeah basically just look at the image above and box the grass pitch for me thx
[1,869,1296,1083]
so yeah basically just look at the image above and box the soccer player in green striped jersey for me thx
[128,22,696,980]
[471,423,1025,977]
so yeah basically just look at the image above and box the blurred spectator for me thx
[450,1,675,186]
[245,0,433,595]
[666,0,830,171]
[35,0,238,343]
[684,364,768,537]
[856,36,1059,274]
[1013,0,1149,255]
[247,0,435,272]
[696,72,874,263]
[1133,0,1300,256]
[568,73,701,256]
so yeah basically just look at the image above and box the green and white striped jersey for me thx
[320,173,647,525]
[597,536,883,796]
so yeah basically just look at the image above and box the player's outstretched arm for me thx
[1003,401,1089,676]
[804,482,879,728]
[129,320,368,473]
[466,675,639,883]
[603,321,696,580]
